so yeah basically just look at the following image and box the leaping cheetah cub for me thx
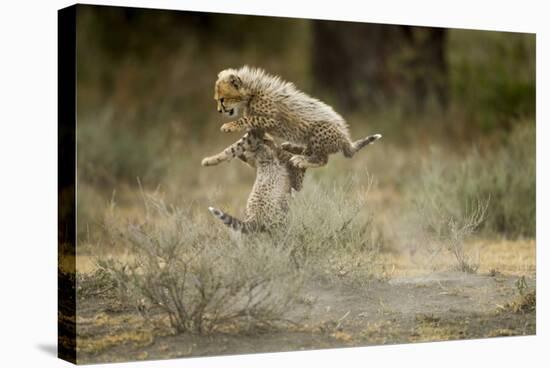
[202,131,307,233]
[214,66,382,169]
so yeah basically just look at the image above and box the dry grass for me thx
[76,310,170,355]
[409,317,467,343]
[375,239,535,278]
[507,290,536,314]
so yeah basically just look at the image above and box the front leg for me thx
[201,135,250,167]
[221,116,277,133]
[201,151,231,167]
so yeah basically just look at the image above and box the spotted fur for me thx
[203,131,306,233]
[214,66,382,169]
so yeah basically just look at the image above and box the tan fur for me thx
[203,131,306,233]
[214,66,382,169]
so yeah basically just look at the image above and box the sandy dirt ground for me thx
[73,242,535,364]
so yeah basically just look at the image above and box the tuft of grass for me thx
[502,276,536,314]
[508,290,536,314]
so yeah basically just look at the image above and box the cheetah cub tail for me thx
[208,206,250,234]
[343,134,382,158]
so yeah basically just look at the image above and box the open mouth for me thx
[219,100,235,116]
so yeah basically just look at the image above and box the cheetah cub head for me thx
[214,69,248,118]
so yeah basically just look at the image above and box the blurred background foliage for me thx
[76,5,535,246]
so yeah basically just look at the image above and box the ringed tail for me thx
[208,206,250,234]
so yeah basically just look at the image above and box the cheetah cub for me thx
[202,131,307,233]
[214,65,382,169]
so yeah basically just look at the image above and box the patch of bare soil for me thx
[75,271,535,364]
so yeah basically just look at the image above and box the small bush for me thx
[99,195,304,335]
[416,193,487,273]
[409,151,489,272]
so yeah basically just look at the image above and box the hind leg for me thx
[289,124,335,168]
[281,142,306,154]
[289,152,328,169]
[342,134,382,158]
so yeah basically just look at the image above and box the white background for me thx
[0,0,547,367]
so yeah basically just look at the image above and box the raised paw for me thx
[201,156,219,167]
[289,155,309,169]
[220,122,242,133]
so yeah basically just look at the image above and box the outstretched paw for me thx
[289,155,309,169]
[201,156,219,167]
[220,122,242,133]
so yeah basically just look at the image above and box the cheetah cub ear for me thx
[227,74,242,90]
